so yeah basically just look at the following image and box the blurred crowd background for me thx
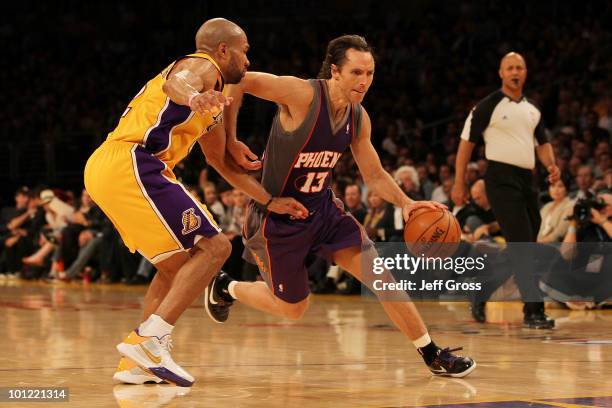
[1,1,611,304]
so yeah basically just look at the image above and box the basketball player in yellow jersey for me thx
[85,18,307,387]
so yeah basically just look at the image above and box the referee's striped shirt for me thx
[460,90,548,169]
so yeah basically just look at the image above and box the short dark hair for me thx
[318,35,373,79]
[345,183,362,194]
[15,186,30,196]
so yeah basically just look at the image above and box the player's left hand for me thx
[267,197,309,219]
[189,90,233,115]
[228,140,262,171]
[547,164,561,184]
[402,200,447,223]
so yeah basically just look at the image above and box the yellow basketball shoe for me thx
[113,357,165,384]
[116,330,194,387]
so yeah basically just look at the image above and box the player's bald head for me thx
[196,18,246,52]
[500,52,526,69]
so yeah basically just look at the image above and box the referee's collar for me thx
[500,89,526,103]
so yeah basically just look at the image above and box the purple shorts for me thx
[243,194,371,303]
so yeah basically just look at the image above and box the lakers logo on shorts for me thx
[181,208,201,235]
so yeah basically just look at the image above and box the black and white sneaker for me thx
[427,347,476,378]
[204,271,234,323]
[523,312,555,329]
[523,303,555,329]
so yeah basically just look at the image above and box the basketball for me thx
[403,208,461,258]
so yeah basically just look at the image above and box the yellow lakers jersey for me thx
[107,53,225,170]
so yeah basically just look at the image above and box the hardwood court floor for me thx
[0,279,611,407]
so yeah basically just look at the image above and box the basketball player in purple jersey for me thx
[208,35,475,377]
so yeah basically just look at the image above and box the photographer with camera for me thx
[540,192,612,307]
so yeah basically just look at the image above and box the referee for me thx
[452,52,560,329]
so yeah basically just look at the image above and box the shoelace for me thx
[160,335,174,352]
[435,347,463,366]
[440,347,463,354]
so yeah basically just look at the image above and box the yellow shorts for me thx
[84,140,220,263]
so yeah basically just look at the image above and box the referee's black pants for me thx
[480,160,544,313]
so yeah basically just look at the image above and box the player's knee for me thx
[156,267,176,285]
[217,234,232,261]
[155,252,189,280]
[280,297,309,320]
[199,233,232,264]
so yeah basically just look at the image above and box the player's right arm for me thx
[237,72,313,108]
[224,72,313,168]
[162,58,231,115]
[223,84,261,171]
[200,125,307,218]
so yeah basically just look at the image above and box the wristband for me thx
[263,197,274,211]
[567,226,577,234]
[188,93,199,108]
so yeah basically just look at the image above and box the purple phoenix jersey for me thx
[243,79,371,303]
[259,79,362,211]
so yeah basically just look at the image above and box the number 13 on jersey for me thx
[298,172,329,193]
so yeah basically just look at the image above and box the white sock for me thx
[412,332,432,349]
[138,314,174,338]
[228,281,238,299]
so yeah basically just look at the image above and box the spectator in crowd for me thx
[584,111,610,142]
[596,169,612,192]
[466,162,480,186]
[594,152,611,179]
[597,98,612,134]
[394,165,423,200]
[571,165,596,200]
[463,180,502,242]
[431,179,454,205]
[51,190,102,272]
[537,179,574,243]
[0,187,38,277]
[540,192,612,308]
[416,164,435,200]
[202,181,225,223]
[381,123,400,157]
[343,184,367,223]
[22,190,74,270]
[39,189,75,232]
[363,191,399,242]
[58,189,107,281]
[218,182,235,231]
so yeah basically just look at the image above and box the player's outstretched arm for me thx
[351,108,445,221]
[239,72,313,108]
[199,126,307,219]
[162,58,231,115]
[224,73,314,171]
[223,84,262,171]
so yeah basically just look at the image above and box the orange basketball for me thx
[403,208,461,258]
